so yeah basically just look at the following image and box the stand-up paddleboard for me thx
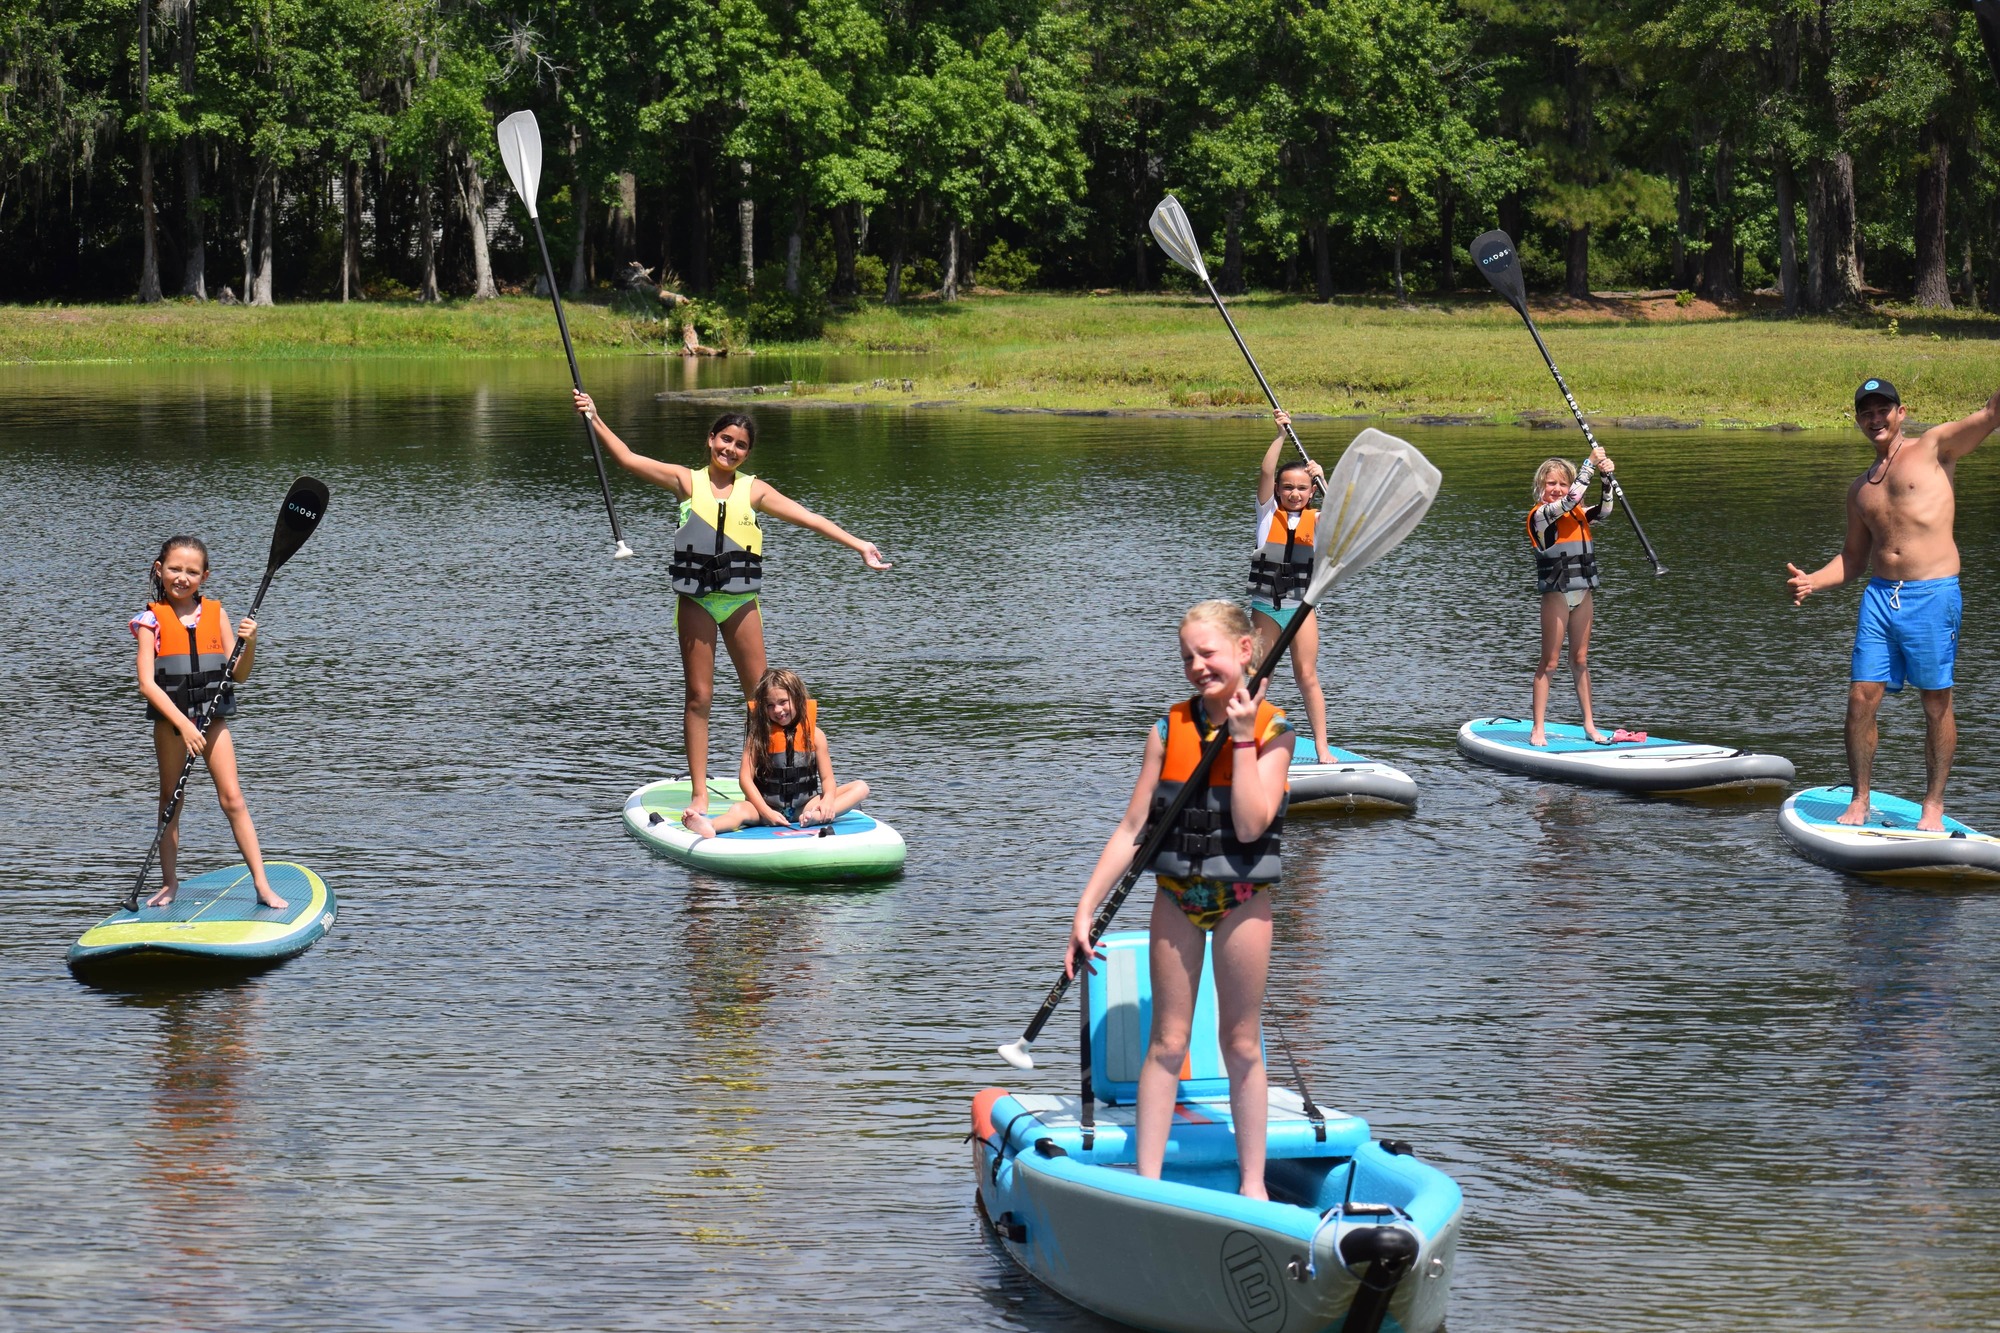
[68,862,335,984]
[623,778,906,883]
[1289,734,1419,811]
[1457,717,1794,793]
[1779,786,2000,879]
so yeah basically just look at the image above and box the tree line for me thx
[5,0,1997,318]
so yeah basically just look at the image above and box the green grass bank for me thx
[5,291,1997,428]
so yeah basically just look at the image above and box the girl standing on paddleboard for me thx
[682,667,872,837]
[1527,447,1622,747]
[131,537,285,910]
[1250,410,1330,761]
[1065,600,1291,1199]
[572,392,891,824]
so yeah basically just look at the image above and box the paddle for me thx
[999,429,1441,1069]
[1469,230,1668,575]
[1150,195,1322,494]
[125,477,330,912]
[496,109,634,560]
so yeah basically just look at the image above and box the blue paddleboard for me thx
[67,861,336,983]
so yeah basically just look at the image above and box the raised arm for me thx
[750,480,891,570]
[573,391,693,497]
[1256,410,1291,506]
[1928,389,2000,465]
[1787,477,1875,605]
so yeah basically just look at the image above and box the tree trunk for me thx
[1565,225,1589,298]
[138,0,162,302]
[459,146,496,299]
[1827,151,1862,301]
[178,0,204,299]
[737,160,754,288]
[940,218,960,301]
[1673,159,1693,289]
[610,170,637,263]
[1774,155,1800,316]
[1310,219,1331,301]
[238,159,253,301]
[1498,191,1524,251]
[418,176,439,301]
[1913,120,1952,309]
[568,173,589,293]
[1394,231,1406,303]
[885,206,905,305]
[1220,191,1245,294]
[342,157,363,300]
[689,168,711,293]
[1963,236,1978,311]
[1434,176,1455,292]
[831,202,857,297]
[1699,143,1739,302]
[784,195,805,295]
[251,167,275,306]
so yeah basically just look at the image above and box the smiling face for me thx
[1275,463,1315,513]
[763,685,798,728]
[153,542,209,605]
[707,422,753,473]
[1855,396,1905,451]
[1539,469,1574,505]
[1179,620,1252,701]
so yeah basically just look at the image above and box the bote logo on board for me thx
[1219,1229,1287,1332]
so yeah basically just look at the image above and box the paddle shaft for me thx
[1196,276,1323,496]
[528,213,627,552]
[1013,599,1318,1048]
[126,568,277,911]
[1511,310,1666,575]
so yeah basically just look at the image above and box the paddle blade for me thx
[1471,230,1528,315]
[1304,430,1441,603]
[268,476,329,572]
[496,110,543,219]
[1149,195,1210,282]
[1978,0,2000,89]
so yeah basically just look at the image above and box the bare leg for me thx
[1135,893,1206,1182]
[810,779,871,822]
[1287,610,1331,763]
[715,601,769,705]
[1569,593,1606,743]
[688,799,759,837]
[1840,680,1887,823]
[1918,687,1956,831]
[1530,593,1564,746]
[203,723,284,907]
[1210,889,1272,1199]
[150,719,187,907]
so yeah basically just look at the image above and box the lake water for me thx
[5,354,2000,1331]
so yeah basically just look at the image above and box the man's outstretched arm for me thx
[1932,388,2000,464]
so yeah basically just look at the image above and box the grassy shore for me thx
[5,290,1996,427]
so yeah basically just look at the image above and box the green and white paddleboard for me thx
[622,778,905,883]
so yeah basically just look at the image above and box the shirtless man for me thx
[1786,378,2000,830]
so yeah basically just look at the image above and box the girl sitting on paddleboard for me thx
[572,391,891,824]
[130,537,285,909]
[1065,600,1292,1199]
[683,667,871,837]
[1527,447,1623,747]
[1251,410,1330,761]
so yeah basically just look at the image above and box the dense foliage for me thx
[4,0,1997,312]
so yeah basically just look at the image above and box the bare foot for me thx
[254,883,289,910]
[1315,745,1334,764]
[1238,1181,1269,1201]
[1584,727,1610,744]
[682,810,717,838]
[1528,729,1547,747]
[1918,802,1946,833]
[1836,792,1873,825]
[145,882,176,908]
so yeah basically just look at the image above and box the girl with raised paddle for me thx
[1251,409,1331,761]
[130,537,285,910]
[1064,600,1293,1199]
[1527,448,1631,748]
[683,667,872,837]
[572,392,891,823]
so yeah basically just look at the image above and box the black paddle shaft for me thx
[1470,231,1667,576]
[529,214,627,551]
[1197,276,1324,496]
[1013,600,1319,1048]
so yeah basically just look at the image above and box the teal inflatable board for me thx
[1288,735,1418,811]
[68,861,336,983]
[1779,786,2000,878]
[1457,717,1794,793]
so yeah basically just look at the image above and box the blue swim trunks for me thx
[1853,575,1961,692]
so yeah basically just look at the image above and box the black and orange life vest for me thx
[1147,696,1287,882]
[150,598,234,718]
[749,697,819,808]
[1526,504,1599,593]
[1248,506,1316,608]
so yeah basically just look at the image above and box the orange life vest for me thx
[1249,506,1316,608]
[149,598,235,719]
[1147,695,1287,882]
[1525,504,1599,593]
[748,697,819,808]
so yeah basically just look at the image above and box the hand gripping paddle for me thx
[497,109,634,560]
[998,430,1441,1069]
[125,477,330,911]
[1470,230,1667,576]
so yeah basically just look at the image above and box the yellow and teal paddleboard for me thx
[67,861,336,984]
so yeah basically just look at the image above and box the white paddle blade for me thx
[1149,195,1210,281]
[496,110,543,219]
[1305,429,1442,603]
[997,1038,1037,1070]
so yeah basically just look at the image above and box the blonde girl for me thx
[1527,447,1617,746]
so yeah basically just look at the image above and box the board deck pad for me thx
[1467,718,1678,753]
[634,781,879,838]
[1788,786,1981,838]
[1292,735,1371,765]
[69,861,334,977]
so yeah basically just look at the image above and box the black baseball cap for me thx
[1855,378,1900,408]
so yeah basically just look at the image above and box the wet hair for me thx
[709,412,756,449]
[1532,457,1577,499]
[150,536,210,601]
[1181,599,1256,644]
[748,667,813,785]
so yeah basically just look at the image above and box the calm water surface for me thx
[5,355,2000,1331]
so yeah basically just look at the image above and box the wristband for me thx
[1232,739,1257,748]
